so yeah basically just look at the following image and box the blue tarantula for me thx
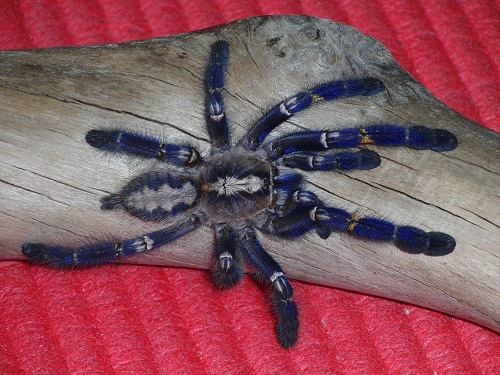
[23,40,457,348]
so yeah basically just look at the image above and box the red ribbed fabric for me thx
[1,1,498,374]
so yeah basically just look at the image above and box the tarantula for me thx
[23,40,457,348]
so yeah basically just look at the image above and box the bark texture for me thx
[0,16,498,332]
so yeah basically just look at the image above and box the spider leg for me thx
[238,227,299,348]
[206,40,230,150]
[263,201,455,256]
[274,187,322,216]
[210,223,244,289]
[273,187,333,239]
[86,130,200,166]
[239,78,385,149]
[22,214,202,267]
[280,149,381,171]
[267,125,457,159]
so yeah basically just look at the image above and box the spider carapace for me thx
[23,40,457,348]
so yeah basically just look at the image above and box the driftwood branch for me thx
[1,16,498,333]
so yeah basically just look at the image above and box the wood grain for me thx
[1,16,498,333]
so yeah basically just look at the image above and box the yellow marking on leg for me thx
[157,142,164,157]
[348,215,360,231]
[312,94,324,103]
[360,127,374,144]
[114,242,122,256]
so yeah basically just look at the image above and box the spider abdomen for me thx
[200,153,273,219]
[101,171,200,221]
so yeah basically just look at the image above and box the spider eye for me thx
[263,177,270,189]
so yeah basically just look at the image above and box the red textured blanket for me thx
[1,1,499,374]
